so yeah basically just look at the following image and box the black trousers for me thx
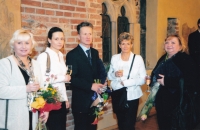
[115,99,139,130]
[46,102,68,130]
[73,112,97,130]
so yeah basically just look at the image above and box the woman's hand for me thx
[26,83,40,92]
[64,75,71,82]
[157,74,164,86]
[40,112,49,123]
[115,70,123,77]
[66,101,70,109]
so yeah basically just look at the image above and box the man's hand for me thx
[91,83,104,94]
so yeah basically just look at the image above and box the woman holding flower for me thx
[0,29,48,130]
[37,27,71,130]
[108,32,146,130]
[148,35,198,130]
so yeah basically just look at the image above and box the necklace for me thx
[165,54,168,61]
[14,54,34,77]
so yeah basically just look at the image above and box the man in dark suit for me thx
[66,22,105,130]
[188,18,200,74]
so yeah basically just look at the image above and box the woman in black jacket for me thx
[150,35,199,130]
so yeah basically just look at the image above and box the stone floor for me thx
[103,107,200,130]
[103,107,158,130]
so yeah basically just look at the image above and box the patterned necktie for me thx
[86,49,92,65]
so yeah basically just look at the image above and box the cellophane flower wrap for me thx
[138,82,160,120]
[91,79,111,125]
[90,59,111,125]
[31,74,61,130]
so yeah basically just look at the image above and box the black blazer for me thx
[66,45,100,113]
[188,30,200,66]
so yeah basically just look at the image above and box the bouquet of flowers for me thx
[31,74,61,130]
[138,82,160,121]
[89,59,111,124]
[90,79,111,125]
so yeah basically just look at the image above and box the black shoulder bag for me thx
[0,58,12,130]
[111,54,136,113]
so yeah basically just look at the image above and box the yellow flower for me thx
[31,97,46,109]
[52,91,55,95]
[98,111,104,116]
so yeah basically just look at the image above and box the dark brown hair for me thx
[47,27,64,47]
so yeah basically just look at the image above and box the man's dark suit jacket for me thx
[66,45,100,113]
[188,30,200,67]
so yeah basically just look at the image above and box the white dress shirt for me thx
[79,44,91,57]
[37,47,68,102]
[108,52,146,100]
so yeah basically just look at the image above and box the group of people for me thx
[0,19,200,130]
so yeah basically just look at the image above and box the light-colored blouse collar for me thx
[45,47,63,57]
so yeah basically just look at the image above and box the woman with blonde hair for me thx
[0,29,48,130]
[148,35,198,129]
[108,32,146,130]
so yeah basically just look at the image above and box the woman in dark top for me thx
[19,67,32,130]
[150,35,199,130]
[0,29,48,130]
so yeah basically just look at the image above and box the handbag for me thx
[111,54,136,113]
[0,58,12,130]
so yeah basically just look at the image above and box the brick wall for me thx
[21,0,102,59]
[21,0,102,129]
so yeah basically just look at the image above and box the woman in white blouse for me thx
[37,27,71,130]
[108,32,146,130]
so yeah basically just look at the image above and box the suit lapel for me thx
[90,48,96,71]
[77,45,92,68]
[91,48,95,65]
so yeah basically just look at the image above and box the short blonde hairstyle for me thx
[165,34,187,53]
[118,32,134,45]
[9,29,37,54]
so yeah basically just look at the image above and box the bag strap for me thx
[45,52,51,76]
[4,58,12,129]
[7,58,12,73]
[127,54,136,79]
[4,99,8,129]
